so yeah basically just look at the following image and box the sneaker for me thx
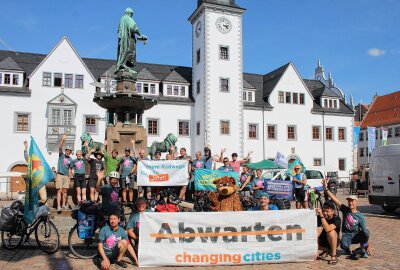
[57,207,62,213]
[63,205,69,210]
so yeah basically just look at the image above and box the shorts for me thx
[318,231,339,249]
[55,173,70,189]
[240,187,251,197]
[104,245,119,263]
[295,188,307,202]
[74,174,86,189]
[120,175,135,189]
[89,178,98,188]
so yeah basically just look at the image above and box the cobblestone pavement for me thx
[0,190,399,270]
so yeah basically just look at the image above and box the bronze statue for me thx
[147,133,178,159]
[115,7,147,76]
[80,132,105,156]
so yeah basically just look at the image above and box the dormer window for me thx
[12,74,19,85]
[243,90,255,102]
[322,97,339,109]
[4,74,10,85]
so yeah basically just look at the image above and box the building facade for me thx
[0,0,354,196]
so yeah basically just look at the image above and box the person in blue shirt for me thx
[126,197,151,253]
[253,192,278,211]
[218,157,234,172]
[98,212,128,269]
[70,150,87,204]
[202,147,213,169]
[252,169,265,199]
[55,133,73,212]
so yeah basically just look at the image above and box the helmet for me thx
[65,146,73,151]
[109,171,120,179]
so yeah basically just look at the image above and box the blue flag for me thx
[367,126,376,154]
[287,160,306,176]
[24,137,54,224]
[353,126,360,146]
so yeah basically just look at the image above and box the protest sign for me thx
[194,169,239,191]
[137,160,188,186]
[263,180,293,200]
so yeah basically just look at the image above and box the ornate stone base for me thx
[105,122,147,155]
[115,71,137,93]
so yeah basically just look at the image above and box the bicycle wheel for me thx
[1,229,24,250]
[68,224,100,259]
[35,219,60,254]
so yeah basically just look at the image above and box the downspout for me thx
[262,106,265,160]
[322,110,326,166]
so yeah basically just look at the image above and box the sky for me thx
[1,0,399,104]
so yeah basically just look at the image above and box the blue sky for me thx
[1,0,399,103]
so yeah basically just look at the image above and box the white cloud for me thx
[367,48,386,57]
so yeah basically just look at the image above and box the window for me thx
[388,128,392,138]
[43,72,51,86]
[247,92,253,102]
[178,121,190,136]
[173,86,179,95]
[0,73,2,84]
[338,128,346,141]
[84,116,98,134]
[338,159,346,171]
[329,100,333,108]
[248,124,258,139]
[150,84,156,94]
[359,147,364,157]
[167,85,172,95]
[196,80,200,95]
[287,125,296,140]
[4,74,10,84]
[143,83,149,94]
[325,127,333,140]
[220,78,229,92]
[299,94,305,104]
[148,119,159,135]
[324,99,328,107]
[312,126,320,140]
[267,125,276,139]
[359,132,364,141]
[395,127,400,137]
[220,120,230,135]
[220,46,229,60]
[180,86,185,96]
[75,74,84,88]
[54,73,62,87]
[278,91,284,103]
[14,113,30,132]
[196,49,200,64]
[366,146,369,155]
[12,74,19,85]
[333,100,338,109]
[137,83,142,93]
[50,108,73,125]
[243,91,247,101]
[196,121,200,136]
[375,130,378,140]
[65,74,73,88]
[285,92,291,103]
[313,159,322,166]
[292,93,298,104]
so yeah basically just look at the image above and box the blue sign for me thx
[353,126,360,146]
[263,180,293,200]
[194,169,239,191]
[367,126,376,153]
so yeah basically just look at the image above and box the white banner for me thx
[137,160,189,186]
[139,210,317,267]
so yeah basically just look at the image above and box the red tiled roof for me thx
[360,91,400,128]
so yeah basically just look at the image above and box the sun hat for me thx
[346,195,358,201]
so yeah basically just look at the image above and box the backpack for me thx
[0,207,18,232]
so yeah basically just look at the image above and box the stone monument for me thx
[93,7,156,155]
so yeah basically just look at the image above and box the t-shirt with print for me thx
[119,156,136,178]
[240,172,253,190]
[229,160,243,173]
[218,165,234,172]
[104,154,120,178]
[340,204,367,234]
[88,158,104,179]
[70,158,86,175]
[252,177,265,198]
[193,159,204,170]
[126,209,151,237]
[317,215,341,237]
[99,225,128,255]
[57,152,72,175]
[100,185,120,213]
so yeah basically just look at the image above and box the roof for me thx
[360,91,400,129]
[262,62,290,98]
[0,86,30,97]
[0,57,23,71]
[197,0,244,9]
[312,86,341,98]
[243,72,272,109]
[243,79,256,89]
[0,50,45,76]
[163,69,189,83]
[137,67,159,81]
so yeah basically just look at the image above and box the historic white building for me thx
[0,0,354,196]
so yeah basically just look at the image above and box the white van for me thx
[369,144,400,212]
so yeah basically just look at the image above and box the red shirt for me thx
[229,160,243,172]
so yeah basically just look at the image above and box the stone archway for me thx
[10,164,27,193]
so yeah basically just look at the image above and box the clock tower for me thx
[189,0,246,157]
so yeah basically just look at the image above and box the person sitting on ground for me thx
[219,149,253,173]
[322,179,372,259]
[218,157,234,172]
[252,169,264,199]
[316,201,341,264]
[126,197,151,254]
[239,165,253,196]
[98,212,129,270]
[253,192,278,211]
[97,171,121,214]
[70,150,87,205]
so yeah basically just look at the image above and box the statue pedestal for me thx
[105,122,147,155]
[115,71,137,93]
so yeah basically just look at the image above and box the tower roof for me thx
[197,0,244,9]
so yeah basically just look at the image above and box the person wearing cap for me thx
[202,147,213,169]
[70,149,87,205]
[85,141,105,202]
[253,193,278,211]
[316,201,341,264]
[119,147,137,204]
[291,164,308,209]
[322,179,371,259]
[219,148,253,173]
[55,133,73,212]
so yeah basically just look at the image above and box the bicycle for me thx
[1,197,60,254]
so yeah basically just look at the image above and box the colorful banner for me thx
[367,126,376,153]
[382,129,388,146]
[194,169,239,191]
[353,126,360,146]
[274,152,287,168]
[138,210,317,267]
[263,180,293,200]
[137,160,189,186]
[24,137,54,224]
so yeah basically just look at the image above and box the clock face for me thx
[195,21,201,38]
[216,17,232,34]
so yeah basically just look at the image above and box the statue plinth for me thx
[115,71,137,93]
[106,122,147,155]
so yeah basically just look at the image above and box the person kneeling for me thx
[316,201,341,264]
[98,213,128,269]
[253,193,278,211]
